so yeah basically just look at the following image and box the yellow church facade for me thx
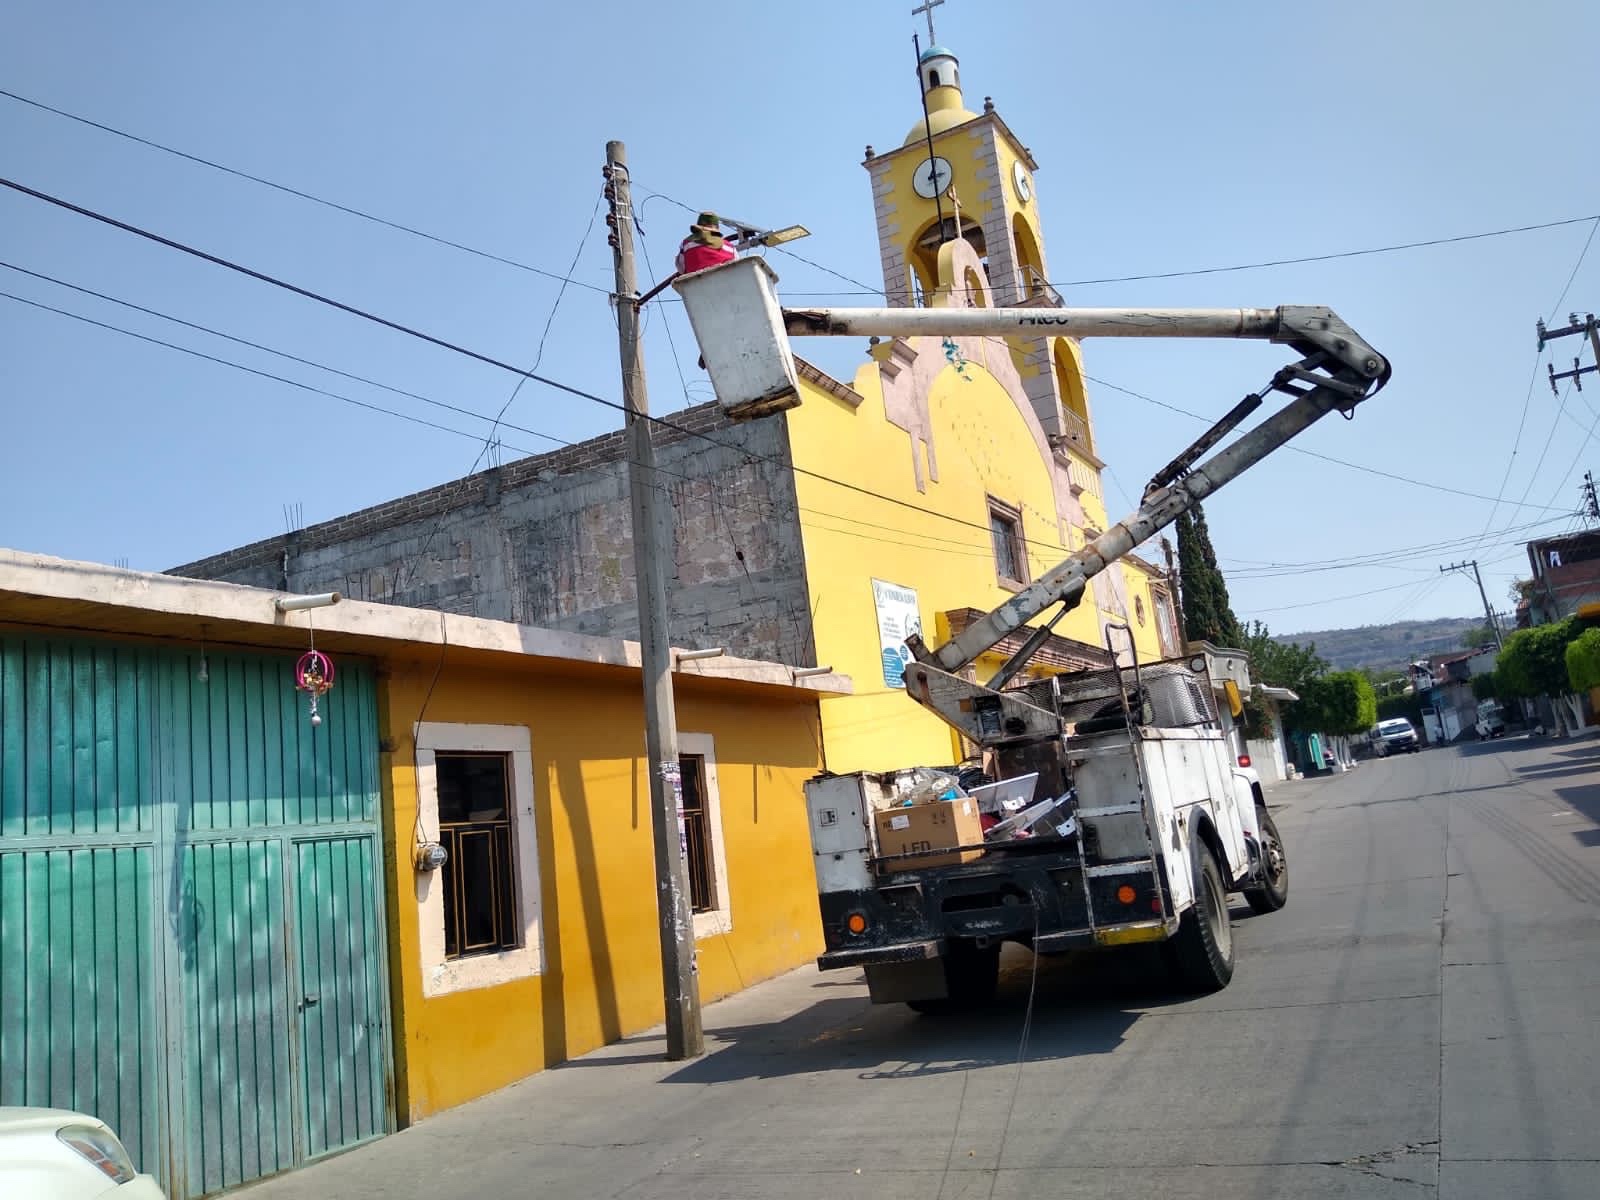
[775,41,1181,774]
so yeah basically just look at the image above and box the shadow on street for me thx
[637,936,1245,1086]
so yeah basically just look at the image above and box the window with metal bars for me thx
[679,753,716,915]
[435,752,521,960]
[989,498,1027,587]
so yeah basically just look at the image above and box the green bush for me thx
[1498,617,1580,699]
[1565,627,1600,692]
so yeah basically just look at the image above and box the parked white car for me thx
[0,1108,164,1199]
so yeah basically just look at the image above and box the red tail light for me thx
[1238,754,1252,768]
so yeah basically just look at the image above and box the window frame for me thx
[414,722,543,996]
[677,732,732,940]
[987,497,1029,589]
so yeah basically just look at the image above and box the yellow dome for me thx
[903,86,977,145]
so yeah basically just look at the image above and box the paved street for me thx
[238,736,1600,1200]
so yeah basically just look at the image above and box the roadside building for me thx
[171,40,1180,778]
[0,549,846,1198]
[1522,528,1600,625]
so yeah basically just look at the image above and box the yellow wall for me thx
[787,357,1167,775]
[377,656,825,1121]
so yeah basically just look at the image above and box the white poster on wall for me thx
[871,579,922,688]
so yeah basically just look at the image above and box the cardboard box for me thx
[873,797,985,872]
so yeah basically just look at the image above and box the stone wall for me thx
[171,405,817,665]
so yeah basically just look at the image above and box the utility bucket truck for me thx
[674,259,1390,1009]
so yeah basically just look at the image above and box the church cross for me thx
[912,0,944,43]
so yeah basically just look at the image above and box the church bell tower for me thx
[862,28,1098,464]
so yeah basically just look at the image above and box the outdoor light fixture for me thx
[722,213,811,252]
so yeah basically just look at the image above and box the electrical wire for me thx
[402,186,609,589]
[0,175,1070,549]
[0,289,550,455]
[638,187,1600,295]
[0,86,613,296]
[474,186,607,467]
[0,259,571,450]
[9,170,1576,608]
[1082,373,1574,514]
[1471,215,1600,547]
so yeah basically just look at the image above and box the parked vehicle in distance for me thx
[1375,717,1420,755]
[1474,700,1507,740]
[0,1108,165,1199]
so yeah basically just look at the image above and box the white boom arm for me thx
[669,261,1390,701]
[782,302,1389,690]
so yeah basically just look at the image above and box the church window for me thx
[988,498,1027,587]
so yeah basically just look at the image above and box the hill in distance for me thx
[1271,616,1484,672]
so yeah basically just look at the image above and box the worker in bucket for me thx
[675,211,737,275]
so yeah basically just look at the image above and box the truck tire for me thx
[1243,804,1288,915]
[907,942,1001,1015]
[1169,838,1234,992]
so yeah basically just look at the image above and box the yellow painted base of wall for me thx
[379,657,826,1121]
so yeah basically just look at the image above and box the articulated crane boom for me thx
[672,263,1390,743]
[674,262,1388,1004]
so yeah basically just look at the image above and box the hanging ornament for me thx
[294,649,336,727]
[942,335,971,379]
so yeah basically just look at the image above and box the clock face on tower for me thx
[913,156,954,199]
[1012,160,1032,204]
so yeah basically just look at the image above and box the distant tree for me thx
[1510,578,1538,606]
[1462,625,1498,650]
[1377,690,1424,726]
[1288,670,1375,737]
[1497,617,1581,700]
[1241,620,1327,694]
[1176,503,1243,648]
[1565,627,1600,692]
[1471,671,1499,702]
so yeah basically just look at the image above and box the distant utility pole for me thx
[1440,559,1503,650]
[603,140,704,1061]
[1536,312,1600,394]
[1583,470,1599,524]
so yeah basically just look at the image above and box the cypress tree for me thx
[1176,503,1244,647]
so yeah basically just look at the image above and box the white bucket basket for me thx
[672,257,800,420]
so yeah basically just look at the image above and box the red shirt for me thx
[676,239,736,274]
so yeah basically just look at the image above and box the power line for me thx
[0,288,552,455]
[0,260,1070,567]
[1471,217,1600,546]
[1221,515,1569,578]
[12,172,1573,594]
[0,176,1125,550]
[471,186,606,472]
[0,259,567,449]
[1054,214,1600,288]
[403,186,609,589]
[1245,577,1434,615]
[1082,373,1574,513]
[0,86,613,296]
[638,186,1600,296]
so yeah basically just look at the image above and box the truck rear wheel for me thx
[907,942,1001,1015]
[1169,839,1235,992]
[1243,805,1289,915]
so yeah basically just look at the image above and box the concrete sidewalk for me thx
[233,735,1600,1199]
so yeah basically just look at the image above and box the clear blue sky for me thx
[3,1,1598,636]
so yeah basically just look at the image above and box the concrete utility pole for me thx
[1440,559,1503,650]
[603,140,704,1061]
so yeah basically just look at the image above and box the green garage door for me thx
[0,632,391,1198]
